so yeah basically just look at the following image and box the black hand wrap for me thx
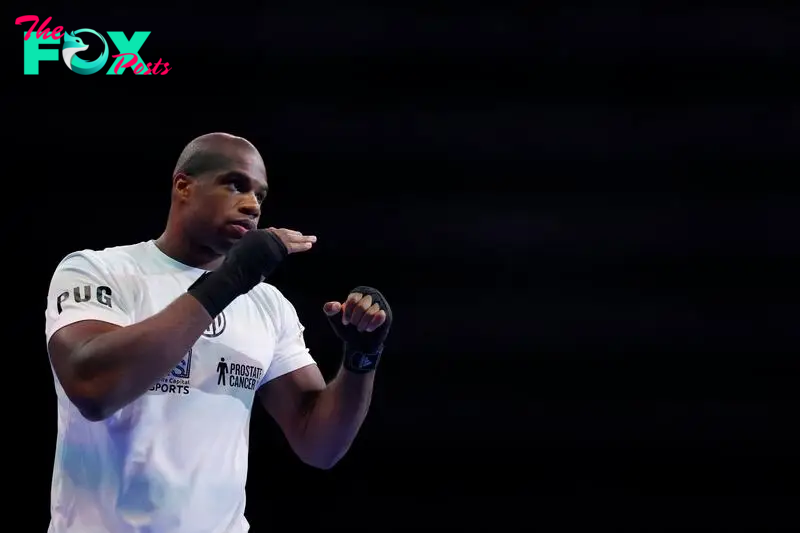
[188,230,288,318]
[326,286,392,374]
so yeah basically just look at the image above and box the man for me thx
[44,133,392,533]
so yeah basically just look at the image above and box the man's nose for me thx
[239,195,261,218]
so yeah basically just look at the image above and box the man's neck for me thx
[155,228,225,271]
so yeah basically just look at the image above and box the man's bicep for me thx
[258,363,326,444]
[257,316,321,431]
[256,286,323,439]
[45,252,134,347]
[48,320,121,376]
[258,286,317,384]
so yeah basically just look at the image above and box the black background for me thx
[4,4,793,531]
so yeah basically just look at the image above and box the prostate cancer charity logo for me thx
[15,15,171,75]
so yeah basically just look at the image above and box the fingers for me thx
[342,293,368,325]
[266,227,317,254]
[268,227,304,237]
[364,309,387,332]
[341,295,387,332]
[323,301,342,316]
[289,236,316,253]
[356,305,385,332]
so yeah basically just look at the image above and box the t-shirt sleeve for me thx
[261,289,317,384]
[45,251,135,345]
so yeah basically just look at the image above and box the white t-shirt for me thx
[44,240,316,533]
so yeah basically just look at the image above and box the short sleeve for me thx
[45,251,135,344]
[261,289,316,384]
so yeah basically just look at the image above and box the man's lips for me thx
[228,220,256,235]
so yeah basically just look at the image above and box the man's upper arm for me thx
[45,251,134,358]
[257,288,324,432]
[259,287,318,385]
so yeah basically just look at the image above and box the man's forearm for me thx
[75,294,213,419]
[300,367,376,469]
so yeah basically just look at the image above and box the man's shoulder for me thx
[55,241,151,274]
[250,282,289,307]
[247,283,303,332]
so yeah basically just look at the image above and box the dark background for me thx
[5,4,792,531]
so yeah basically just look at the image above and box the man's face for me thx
[180,147,268,253]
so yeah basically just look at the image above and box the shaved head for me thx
[173,132,265,179]
[165,132,270,257]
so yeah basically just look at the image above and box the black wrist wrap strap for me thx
[187,271,241,319]
[343,344,384,374]
[186,231,288,318]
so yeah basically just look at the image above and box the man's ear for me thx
[173,172,195,202]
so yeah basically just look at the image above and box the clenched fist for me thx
[323,286,392,373]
